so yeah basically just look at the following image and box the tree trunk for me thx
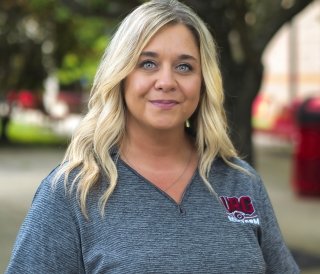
[222,60,264,165]
[0,115,10,144]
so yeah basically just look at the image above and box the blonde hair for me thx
[55,0,239,217]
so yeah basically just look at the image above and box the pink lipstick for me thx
[149,100,178,110]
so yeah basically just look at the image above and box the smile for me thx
[149,100,179,109]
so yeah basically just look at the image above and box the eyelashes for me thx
[177,63,193,72]
[138,60,194,73]
[139,60,156,70]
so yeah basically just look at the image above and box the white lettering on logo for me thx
[228,216,260,225]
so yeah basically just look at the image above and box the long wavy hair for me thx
[55,0,239,217]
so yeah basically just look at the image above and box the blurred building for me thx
[253,0,320,137]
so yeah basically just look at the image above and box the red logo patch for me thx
[220,196,259,224]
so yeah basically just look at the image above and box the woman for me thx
[6,0,299,273]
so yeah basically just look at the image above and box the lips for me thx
[149,100,178,109]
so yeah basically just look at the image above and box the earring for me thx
[185,119,190,128]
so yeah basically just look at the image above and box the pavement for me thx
[1,136,320,273]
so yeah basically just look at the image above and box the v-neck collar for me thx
[118,157,198,206]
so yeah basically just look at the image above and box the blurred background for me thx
[1,0,320,273]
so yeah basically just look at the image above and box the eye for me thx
[177,63,192,73]
[139,60,157,70]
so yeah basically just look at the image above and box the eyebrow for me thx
[140,51,198,62]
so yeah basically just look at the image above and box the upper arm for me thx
[5,178,84,274]
[256,180,300,274]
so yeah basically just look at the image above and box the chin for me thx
[149,121,183,131]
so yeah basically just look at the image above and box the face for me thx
[123,23,202,133]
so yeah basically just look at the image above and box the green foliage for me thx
[29,0,55,9]
[6,121,68,145]
[0,0,115,92]
[56,16,110,87]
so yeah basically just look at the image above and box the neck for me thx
[121,123,193,160]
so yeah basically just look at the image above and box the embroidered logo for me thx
[220,196,260,225]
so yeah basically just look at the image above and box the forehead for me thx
[141,23,200,58]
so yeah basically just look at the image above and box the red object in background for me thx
[272,103,298,141]
[18,90,38,108]
[6,90,39,109]
[293,97,320,196]
[252,94,301,142]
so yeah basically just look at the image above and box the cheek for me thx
[123,79,151,115]
[187,82,202,114]
[188,81,201,103]
[123,78,140,105]
[124,73,150,95]
[191,94,201,114]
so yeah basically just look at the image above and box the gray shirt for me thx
[6,157,299,273]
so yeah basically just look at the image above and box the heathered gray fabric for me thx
[6,156,299,274]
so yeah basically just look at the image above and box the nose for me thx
[154,66,177,92]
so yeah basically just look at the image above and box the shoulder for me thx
[41,163,109,217]
[209,157,264,196]
[211,157,259,181]
[21,165,86,235]
[33,164,80,209]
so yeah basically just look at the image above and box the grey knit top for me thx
[6,156,299,273]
